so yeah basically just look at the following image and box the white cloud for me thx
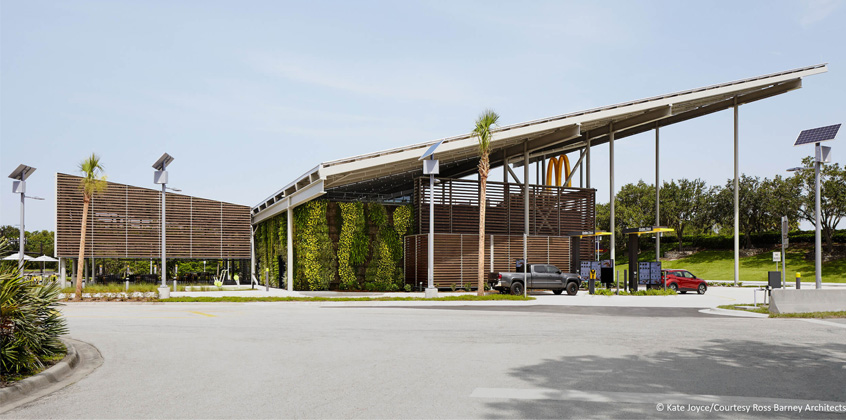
[800,0,843,26]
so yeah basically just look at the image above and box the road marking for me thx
[189,311,217,317]
[800,319,846,329]
[470,388,845,408]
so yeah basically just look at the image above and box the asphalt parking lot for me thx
[3,300,845,419]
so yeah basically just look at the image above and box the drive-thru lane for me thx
[3,301,844,419]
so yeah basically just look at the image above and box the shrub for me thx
[1,258,68,377]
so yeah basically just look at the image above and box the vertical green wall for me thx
[255,201,413,291]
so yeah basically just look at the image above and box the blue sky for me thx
[2,0,844,231]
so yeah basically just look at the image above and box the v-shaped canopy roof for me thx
[253,64,827,223]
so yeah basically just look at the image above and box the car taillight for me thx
[498,273,502,279]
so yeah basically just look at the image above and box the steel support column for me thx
[19,191,25,274]
[287,201,294,292]
[161,168,167,288]
[586,134,591,189]
[655,125,660,258]
[523,140,529,298]
[250,225,257,285]
[815,143,822,289]
[610,123,616,265]
[59,257,66,288]
[733,98,739,286]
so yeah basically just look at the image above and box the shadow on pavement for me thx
[481,339,846,419]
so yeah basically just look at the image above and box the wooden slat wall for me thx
[56,173,250,259]
[404,233,571,288]
[415,177,595,260]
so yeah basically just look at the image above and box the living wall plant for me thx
[337,202,367,290]
[294,201,336,291]
[364,203,413,291]
[256,212,286,287]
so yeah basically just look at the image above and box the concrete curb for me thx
[698,308,769,318]
[0,338,103,414]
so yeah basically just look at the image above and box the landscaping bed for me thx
[0,344,66,388]
[163,294,535,303]
[717,304,846,318]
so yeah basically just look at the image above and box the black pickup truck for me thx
[489,264,581,295]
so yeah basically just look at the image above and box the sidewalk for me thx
[169,286,768,309]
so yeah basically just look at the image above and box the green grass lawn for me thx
[609,247,846,283]
[661,249,846,283]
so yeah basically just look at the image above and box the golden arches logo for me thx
[545,155,572,187]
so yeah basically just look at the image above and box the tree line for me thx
[596,157,846,253]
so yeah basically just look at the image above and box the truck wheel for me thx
[510,282,524,295]
[552,289,563,295]
[566,282,578,296]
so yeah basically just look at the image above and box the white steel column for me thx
[655,125,660,258]
[19,191,25,274]
[161,167,167,288]
[503,150,508,184]
[733,98,740,286]
[586,134,591,189]
[609,122,616,265]
[287,201,294,292]
[814,143,822,289]
[250,225,257,285]
[428,172,434,291]
[59,257,66,288]
[523,140,529,298]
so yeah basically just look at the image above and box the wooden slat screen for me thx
[414,177,595,261]
[56,173,250,259]
[404,233,571,288]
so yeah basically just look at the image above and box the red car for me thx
[662,269,707,294]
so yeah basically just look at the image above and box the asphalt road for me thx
[4,302,845,419]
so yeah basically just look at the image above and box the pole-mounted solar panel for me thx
[8,164,36,181]
[794,124,840,146]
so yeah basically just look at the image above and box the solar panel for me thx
[7,164,36,181]
[152,153,174,170]
[418,140,444,160]
[794,124,840,146]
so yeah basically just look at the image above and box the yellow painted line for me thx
[189,311,217,317]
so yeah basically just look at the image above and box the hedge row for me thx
[657,230,846,250]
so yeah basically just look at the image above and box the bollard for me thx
[173,280,177,292]
[125,280,129,293]
[589,278,595,295]
[616,270,620,295]
[265,268,269,292]
[796,272,801,289]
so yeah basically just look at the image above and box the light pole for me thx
[792,124,839,289]
[153,153,174,296]
[8,164,40,274]
[419,140,443,298]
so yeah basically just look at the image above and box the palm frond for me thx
[473,109,500,156]
[78,153,107,197]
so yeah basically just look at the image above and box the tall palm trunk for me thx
[477,153,490,296]
[74,196,89,300]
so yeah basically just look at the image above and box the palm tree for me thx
[74,154,106,300]
[473,110,500,296]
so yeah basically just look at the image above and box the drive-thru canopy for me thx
[252,64,828,289]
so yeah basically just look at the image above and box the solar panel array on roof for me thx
[794,124,841,146]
